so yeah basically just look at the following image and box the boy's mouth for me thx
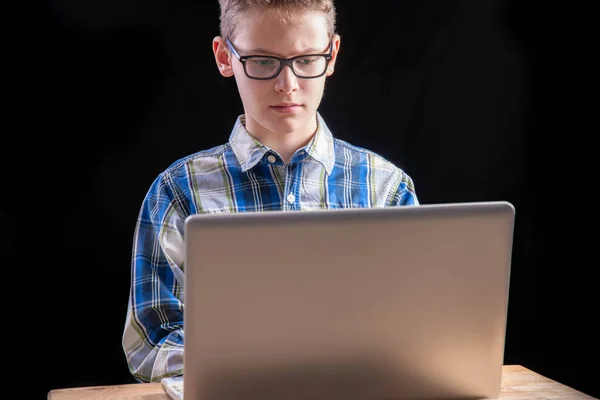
[270,103,303,113]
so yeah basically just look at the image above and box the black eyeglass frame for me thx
[226,39,334,80]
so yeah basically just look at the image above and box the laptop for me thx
[174,201,515,400]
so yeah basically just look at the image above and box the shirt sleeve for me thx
[122,171,188,382]
[390,169,420,206]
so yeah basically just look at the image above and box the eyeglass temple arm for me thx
[226,39,241,59]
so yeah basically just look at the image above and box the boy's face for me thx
[214,9,340,140]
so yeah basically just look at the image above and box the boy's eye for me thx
[297,57,317,65]
[251,58,276,66]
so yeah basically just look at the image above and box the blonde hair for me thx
[218,0,336,40]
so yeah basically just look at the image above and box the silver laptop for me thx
[182,201,515,400]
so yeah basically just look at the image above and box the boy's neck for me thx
[246,116,318,164]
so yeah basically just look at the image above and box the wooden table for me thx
[47,365,596,400]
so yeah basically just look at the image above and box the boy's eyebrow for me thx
[243,46,327,56]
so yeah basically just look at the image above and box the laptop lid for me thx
[183,201,515,400]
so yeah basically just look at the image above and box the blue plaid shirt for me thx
[122,112,419,382]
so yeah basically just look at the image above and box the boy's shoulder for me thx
[163,143,231,174]
[317,113,396,166]
[332,136,403,170]
[330,136,416,195]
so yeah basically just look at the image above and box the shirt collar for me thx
[228,115,268,172]
[228,112,335,175]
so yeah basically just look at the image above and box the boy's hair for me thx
[218,0,336,41]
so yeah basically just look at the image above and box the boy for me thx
[122,0,418,383]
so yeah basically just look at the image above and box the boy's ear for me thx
[213,36,234,77]
[326,34,341,77]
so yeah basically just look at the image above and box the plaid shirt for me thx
[122,112,419,382]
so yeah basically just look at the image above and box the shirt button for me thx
[267,155,277,163]
[287,193,296,203]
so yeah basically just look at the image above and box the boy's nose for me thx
[274,65,299,94]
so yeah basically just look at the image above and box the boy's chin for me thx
[262,111,311,133]
[269,117,311,136]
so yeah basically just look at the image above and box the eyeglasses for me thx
[226,39,333,80]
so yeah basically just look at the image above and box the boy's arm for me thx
[122,173,187,382]
[389,169,419,206]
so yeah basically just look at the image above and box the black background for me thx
[7,0,597,398]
